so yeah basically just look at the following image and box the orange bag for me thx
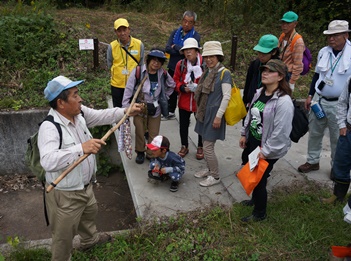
[236,159,269,196]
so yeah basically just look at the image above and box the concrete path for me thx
[113,100,334,220]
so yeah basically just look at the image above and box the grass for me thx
[3,181,351,260]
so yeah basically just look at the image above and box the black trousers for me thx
[242,138,278,217]
[111,86,124,108]
[167,69,177,113]
[178,108,203,148]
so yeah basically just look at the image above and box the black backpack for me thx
[290,100,309,143]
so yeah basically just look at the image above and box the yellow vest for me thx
[110,37,142,88]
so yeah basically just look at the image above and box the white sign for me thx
[79,39,94,50]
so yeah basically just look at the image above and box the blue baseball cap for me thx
[44,76,84,102]
[148,49,167,59]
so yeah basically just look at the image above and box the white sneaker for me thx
[194,169,209,178]
[199,176,221,187]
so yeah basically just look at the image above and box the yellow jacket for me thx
[110,37,142,88]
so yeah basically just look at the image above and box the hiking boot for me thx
[194,169,209,178]
[135,152,145,164]
[78,232,112,251]
[297,162,319,173]
[196,147,204,160]
[178,146,189,158]
[240,199,254,206]
[199,176,221,187]
[170,181,179,192]
[240,214,266,223]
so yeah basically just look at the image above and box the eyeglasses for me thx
[327,33,345,39]
[182,18,194,25]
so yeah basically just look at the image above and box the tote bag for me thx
[236,159,269,196]
[220,69,247,126]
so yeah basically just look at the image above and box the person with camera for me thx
[122,49,175,164]
[298,20,351,179]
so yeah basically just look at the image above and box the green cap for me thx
[253,34,279,53]
[281,11,298,22]
[260,59,288,77]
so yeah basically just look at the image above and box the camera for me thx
[317,80,325,91]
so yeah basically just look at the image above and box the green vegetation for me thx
[1,0,351,259]
[5,182,351,260]
[1,0,349,111]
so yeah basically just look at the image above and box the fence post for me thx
[93,38,99,69]
[230,35,237,72]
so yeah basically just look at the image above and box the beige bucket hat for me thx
[201,41,224,57]
[323,20,351,35]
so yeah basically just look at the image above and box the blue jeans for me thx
[332,131,351,181]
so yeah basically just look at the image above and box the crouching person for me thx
[146,135,185,192]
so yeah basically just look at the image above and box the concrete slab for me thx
[110,99,334,220]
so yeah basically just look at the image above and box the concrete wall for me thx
[0,109,121,176]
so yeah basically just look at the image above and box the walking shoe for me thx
[78,232,112,251]
[240,199,254,206]
[135,152,145,164]
[297,162,319,173]
[199,176,221,187]
[240,214,266,223]
[196,147,204,160]
[194,169,209,178]
[167,112,175,119]
[178,146,189,157]
[170,181,179,192]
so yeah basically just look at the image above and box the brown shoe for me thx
[178,146,189,157]
[298,162,320,173]
[78,232,112,251]
[196,147,204,160]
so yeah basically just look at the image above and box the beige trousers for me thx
[133,114,161,158]
[203,140,220,178]
[45,184,98,261]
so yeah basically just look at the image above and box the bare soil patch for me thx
[0,172,136,244]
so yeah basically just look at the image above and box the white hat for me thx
[201,41,223,57]
[179,38,201,54]
[323,20,351,35]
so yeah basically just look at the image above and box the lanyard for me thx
[119,46,126,67]
[329,50,344,76]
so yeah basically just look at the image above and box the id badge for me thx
[324,77,333,86]
[122,69,129,75]
[153,100,159,107]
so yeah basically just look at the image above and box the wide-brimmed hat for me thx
[260,59,288,77]
[323,20,351,35]
[146,135,170,151]
[148,49,167,59]
[253,34,279,53]
[281,11,298,22]
[202,41,223,57]
[44,76,84,102]
[179,38,201,54]
[114,18,129,30]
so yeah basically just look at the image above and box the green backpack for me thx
[25,115,62,182]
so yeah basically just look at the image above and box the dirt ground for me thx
[0,171,136,244]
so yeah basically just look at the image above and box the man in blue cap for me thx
[278,11,305,91]
[38,75,142,260]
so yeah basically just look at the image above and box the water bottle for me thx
[311,101,326,119]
